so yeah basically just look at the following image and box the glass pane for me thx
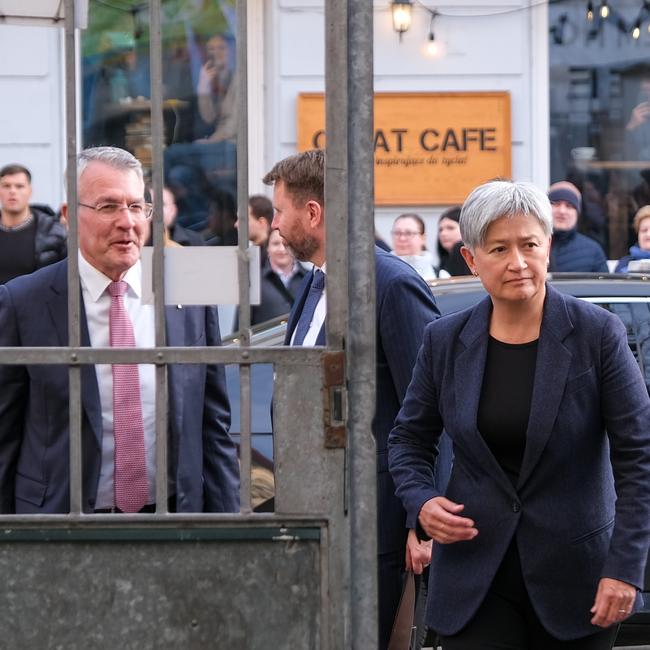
[81,0,237,243]
[549,1,650,261]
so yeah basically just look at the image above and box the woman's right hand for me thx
[627,101,650,130]
[418,496,479,544]
[197,62,217,94]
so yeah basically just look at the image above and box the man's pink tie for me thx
[108,280,148,513]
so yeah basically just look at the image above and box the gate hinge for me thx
[322,351,347,448]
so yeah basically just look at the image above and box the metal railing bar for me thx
[347,0,378,645]
[0,526,322,542]
[64,0,82,515]
[239,364,252,514]
[148,0,169,515]
[235,0,254,518]
[236,0,251,346]
[323,1,352,644]
[324,0,348,351]
[0,514,328,527]
[0,347,324,365]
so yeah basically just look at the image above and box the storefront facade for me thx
[1,1,647,262]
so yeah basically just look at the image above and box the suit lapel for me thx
[454,297,515,495]
[46,260,103,448]
[517,285,573,489]
[285,270,313,345]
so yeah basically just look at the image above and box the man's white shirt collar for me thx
[78,251,142,302]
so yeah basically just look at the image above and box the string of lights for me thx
[563,1,650,43]
[391,1,650,52]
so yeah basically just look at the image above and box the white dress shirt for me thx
[78,252,156,509]
[291,263,326,347]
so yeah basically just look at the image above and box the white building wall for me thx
[0,25,66,209]
[265,0,549,260]
[0,3,550,261]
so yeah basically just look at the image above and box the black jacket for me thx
[251,262,306,326]
[32,205,68,269]
[170,223,205,246]
[550,228,608,273]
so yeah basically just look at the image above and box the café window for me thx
[549,0,650,261]
[81,0,237,243]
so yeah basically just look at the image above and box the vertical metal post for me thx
[149,0,169,512]
[236,0,251,339]
[347,0,377,646]
[236,0,252,513]
[325,0,376,646]
[324,0,350,644]
[64,0,82,515]
[324,0,348,351]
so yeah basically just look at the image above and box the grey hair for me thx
[459,180,552,250]
[77,146,144,183]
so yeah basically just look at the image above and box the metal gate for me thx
[0,0,376,648]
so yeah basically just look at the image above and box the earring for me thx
[472,270,479,277]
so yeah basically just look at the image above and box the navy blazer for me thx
[0,259,240,514]
[285,247,440,553]
[389,284,650,640]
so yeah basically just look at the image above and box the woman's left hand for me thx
[590,577,637,627]
[405,528,432,575]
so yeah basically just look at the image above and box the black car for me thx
[226,273,650,646]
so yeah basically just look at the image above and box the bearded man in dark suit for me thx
[263,148,441,649]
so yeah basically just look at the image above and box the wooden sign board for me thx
[297,92,511,206]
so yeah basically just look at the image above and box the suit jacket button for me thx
[512,502,521,513]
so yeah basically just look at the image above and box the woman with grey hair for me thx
[389,179,650,648]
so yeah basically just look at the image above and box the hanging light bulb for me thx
[424,9,440,56]
[586,1,594,21]
[426,31,439,56]
[599,1,609,19]
[633,19,642,39]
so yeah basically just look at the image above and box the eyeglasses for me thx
[78,202,153,221]
[391,229,421,238]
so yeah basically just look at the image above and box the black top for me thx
[0,219,37,284]
[477,336,538,486]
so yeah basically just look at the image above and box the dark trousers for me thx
[439,541,618,650]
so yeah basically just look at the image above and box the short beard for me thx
[286,233,320,263]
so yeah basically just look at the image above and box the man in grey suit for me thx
[0,146,239,514]
[263,149,441,649]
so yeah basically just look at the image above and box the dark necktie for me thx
[293,270,326,346]
[108,280,148,513]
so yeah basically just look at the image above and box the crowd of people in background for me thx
[3,157,650,326]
